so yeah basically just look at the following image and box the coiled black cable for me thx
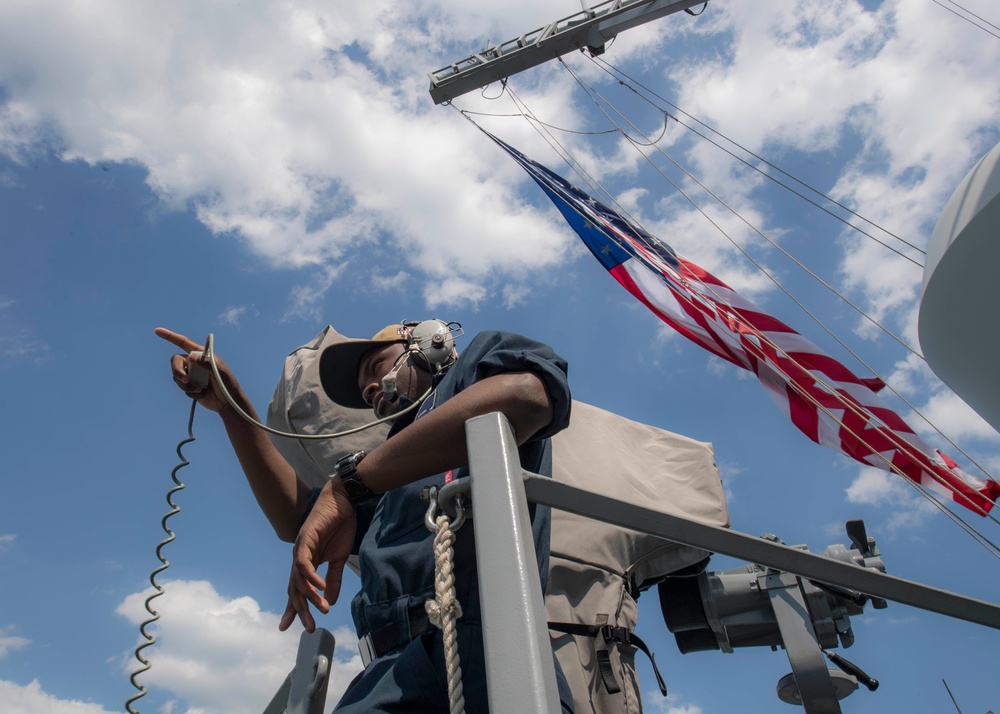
[125,398,197,713]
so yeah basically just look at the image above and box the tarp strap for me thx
[547,621,667,697]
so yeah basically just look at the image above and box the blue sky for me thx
[1,1,998,713]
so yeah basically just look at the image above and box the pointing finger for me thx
[155,327,203,353]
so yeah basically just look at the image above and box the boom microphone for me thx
[381,350,412,403]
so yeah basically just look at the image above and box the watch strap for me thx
[334,450,377,506]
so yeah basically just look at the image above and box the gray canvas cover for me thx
[265,326,389,489]
[265,327,730,713]
[548,401,728,713]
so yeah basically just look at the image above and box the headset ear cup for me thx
[409,320,457,372]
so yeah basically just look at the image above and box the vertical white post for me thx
[465,412,561,713]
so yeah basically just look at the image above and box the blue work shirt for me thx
[338,330,572,712]
[351,330,571,637]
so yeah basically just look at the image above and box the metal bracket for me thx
[262,628,336,714]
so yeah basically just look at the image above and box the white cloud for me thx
[0,625,30,658]
[912,389,1000,445]
[3,0,999,480]
[0,299,51,366]
[425,276,489,310]
[845,467,907,505]
[0,0,575,311]
[0,680,116,714]
[844,467,939,532]
[879,351,999,469]
[645,689,704,714]
[282,264,347,322]
[0,333,51,364]
[715,460,746,504]
[217,306,248,326]
[116,580,361,714]
[3,0,995,325]
[0,533,15,553]
[502,283,531,309]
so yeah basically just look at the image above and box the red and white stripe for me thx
[611,250,1000,515]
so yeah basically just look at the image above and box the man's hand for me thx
[155,327,236,413]
[279,480,357,633]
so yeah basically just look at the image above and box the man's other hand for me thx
[279,480,357,633]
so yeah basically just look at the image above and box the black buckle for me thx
[547,621,668,698]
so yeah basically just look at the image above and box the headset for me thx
[381,320,461,403]
[194,320,463,440]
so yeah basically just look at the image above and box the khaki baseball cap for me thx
[319,324,409,409]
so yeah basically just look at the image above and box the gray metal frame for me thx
[263,412,1000,713]
[262,628,336,714]
[465,409,563,712]
[427,0,707,104]
[460,412,1000,714]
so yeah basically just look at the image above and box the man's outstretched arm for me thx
[156,328,313,542]
[360,370,553,493]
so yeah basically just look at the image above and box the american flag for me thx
[493,134,1000,515]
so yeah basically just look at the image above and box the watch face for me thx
[337,452,372,504]
[336,451,363,475]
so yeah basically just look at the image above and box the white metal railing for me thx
[265,412,1000,714]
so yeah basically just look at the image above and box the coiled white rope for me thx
[426,513,466,714]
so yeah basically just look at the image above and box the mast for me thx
[428,0,707,105]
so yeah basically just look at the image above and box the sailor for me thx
[157,322,575,712]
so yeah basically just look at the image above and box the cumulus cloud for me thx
[844,467,940,531]
[0,332,51,364]
[217,305,249,326]
[913,389,1000,445]
[0,680,116,714]
[116,580,361,714]
[0,0,578,311]
[2,0,999,480]
[881,351,999,469]
[645,690,704,714]
[645,0,998,348]
[3,0,996,320]
[0,625,30,658]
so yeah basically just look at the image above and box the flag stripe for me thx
[494,133,1000,516]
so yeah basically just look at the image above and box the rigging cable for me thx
[558,57,924,359]
[588,54,927,262]
[460,109,622,137]
[498,75,1000,515]
[485,104,1000,553]
[472,94,1000,552]
[930,0,1000,40]
[555,56,999,487]
[456,96,1000,553]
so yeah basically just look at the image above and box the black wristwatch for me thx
[334,450,377,506]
